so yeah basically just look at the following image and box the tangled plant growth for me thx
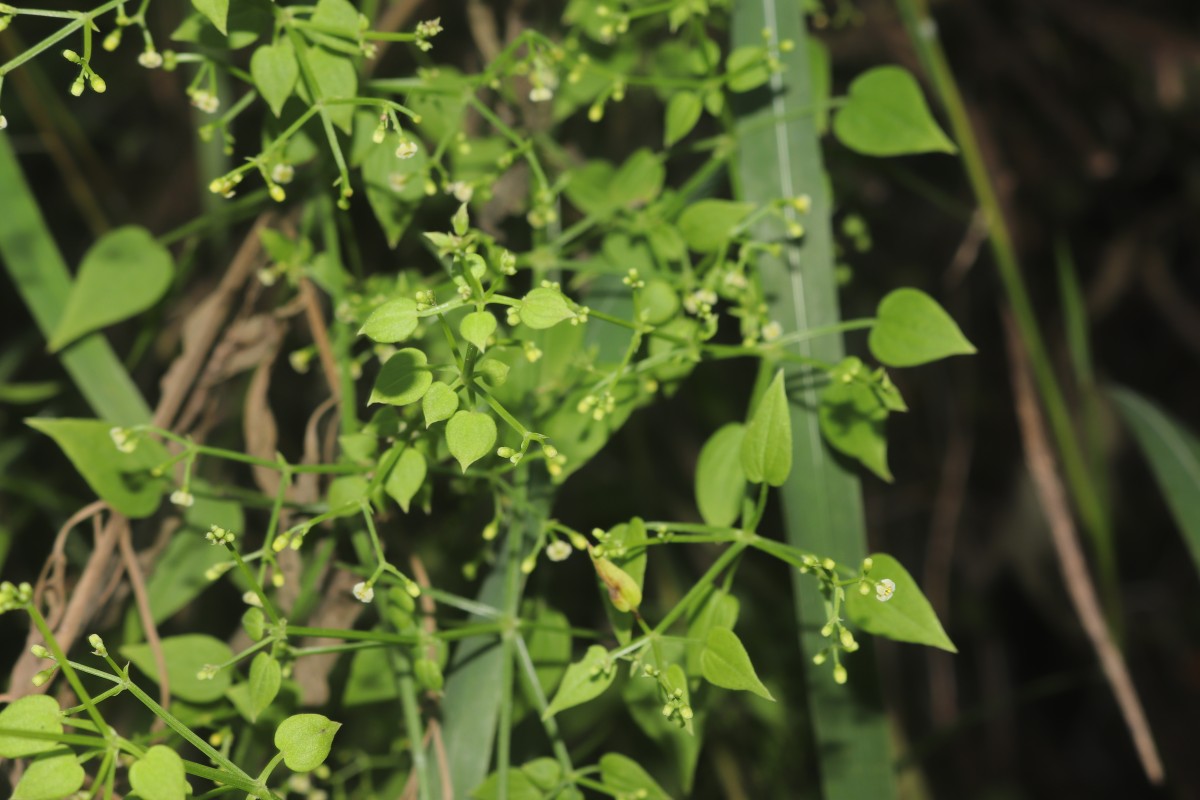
[0,0,979,797]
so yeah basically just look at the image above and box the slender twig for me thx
[1003,312,1163,785]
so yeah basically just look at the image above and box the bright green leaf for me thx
[129,746,188,800]
[360,297,420,343]
[385,447,426,512]
[686,586,739,677]
[422,382,459,427]
[521,757,563,792]
[725,45,771,93]
[0,696,63,758]
[248,653,282,722]
[599,753,671,800]
[446,411,497,473]
[311,0,360,31]
[1110,387,1200,578]
[833,66,956,156]
[274,713,341,772]
[869,288,975,367]
[610,149,665,209]
[677,199,754,254]
[12,751,84,800]
[846,553,956,652]
[26,418,168,518]
[665,91,703,147]
[369,348,432,406]
[297,47,357,134]
[470,769,542,800]
[250,40,298,117]
[48,227,174,352]
[519,287,575,329]
[819,360,892,482]
[700,626,774,701]
[543,645,615,719]
[190,0,228,34]
[121,634,234,703]
[695,423,747,527]
[741,370,792,486]
[460,311,497,351]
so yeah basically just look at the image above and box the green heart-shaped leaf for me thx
[369,348,433,406]
[250,40,299,117]
[519,288,575,329]
[274,713,341,772]
[695,423,747,527]
[121,634,233,703]
[869,288,975,367]
[833,66,956,156]
[460,311,497,351]
[13,751,84,800]
[129,746,188,800]
[248,652,282,722]
[27,418,169,518]
[385,447,426,512]
[48,226,174,352]
[445,411,497,473]
[845,553,956,652]
[422,381,459,427]
[700,626,774,701]
[0,696,63,758]
[190,0,228,34]
[359,297,420,343]
[543,645,615,719]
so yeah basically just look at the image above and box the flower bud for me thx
[88,634,107,657]
[32,667,57,687]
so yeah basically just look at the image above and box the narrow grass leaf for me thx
[0,138,151,426]
[731,3,897,796]
[1110,387,1200,578]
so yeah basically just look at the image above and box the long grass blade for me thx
[730,5,896,798]
[1110,386,1200,579]
[0,137,151,425]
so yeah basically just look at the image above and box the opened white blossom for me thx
[394,139,418,159]
[109,426,137,453]
[170,489,195,508]
[352,582,375,603]
[137,50,163,69]
[546,540,572,562]
[875,578,896,602]
[271,163,295,185]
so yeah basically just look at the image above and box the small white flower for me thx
[271,163,295,185]
[447,181,473,203]
[875,578,896,602]
[170,489,195,508]
[190,90,220,114]
[0,115,7,131]
[196,664,219,681]
[762,321,783,341]
[109,427,137,453]
[529,85,553,103]
[546,540,572,562]
[352,582,375,603]
[394,139,418,159]
[242,590,262,608]
[138,50,163,69]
